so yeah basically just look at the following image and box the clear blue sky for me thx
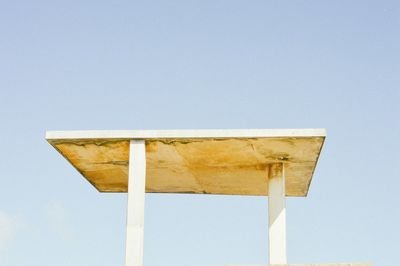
[0,0,399,265]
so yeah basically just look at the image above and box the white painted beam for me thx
[125,140,146,266]
[268,163,287,265]
[45,128,327,140]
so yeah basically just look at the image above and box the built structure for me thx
[46,128,371,266]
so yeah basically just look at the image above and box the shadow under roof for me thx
[46,129,326,196]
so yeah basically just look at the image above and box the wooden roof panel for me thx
[47,129,325,196]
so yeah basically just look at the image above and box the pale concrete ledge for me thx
[210,264,373,266]
[269,264,373,266]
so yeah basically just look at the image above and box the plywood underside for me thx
[48,136,324,196]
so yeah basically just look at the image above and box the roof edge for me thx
[45,128,327,140]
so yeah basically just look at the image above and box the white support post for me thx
[268,163,287,265]
[125,140,146,266]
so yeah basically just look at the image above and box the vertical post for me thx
[268,163,287,265]
[125,140,146,266]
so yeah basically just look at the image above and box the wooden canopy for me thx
[46,129,325,196]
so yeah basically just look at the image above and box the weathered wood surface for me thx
[46,129,325,196]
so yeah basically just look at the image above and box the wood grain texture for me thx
[47,130,325,196]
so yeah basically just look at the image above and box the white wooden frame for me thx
[123,141,288,266]
[46,128,326,140]
[268,163,287,264]
[125,140,146,266]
